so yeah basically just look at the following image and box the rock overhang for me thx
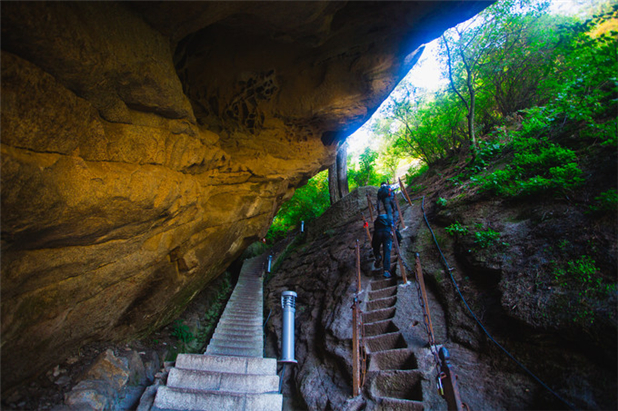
[0,0,492,392]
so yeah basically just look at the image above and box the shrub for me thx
[473,229,501,248]
[445,222,469,236]
[589,188,618,213]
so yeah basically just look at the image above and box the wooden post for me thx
[361,213,372,243]
[356,240,362,294]
[391,227,408,283]
[398,177,413,205]
[352,298,360,396]
[415,254,435,339]
[394,191,406,229]
[439,347,465,411]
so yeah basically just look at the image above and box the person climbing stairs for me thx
[151,256,283,411]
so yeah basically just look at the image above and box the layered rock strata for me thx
[1,1,489,391]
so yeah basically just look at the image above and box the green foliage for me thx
[552,255,616,324]
[589,188,618,213]
[369,1,615,199]
[554,255,600,287]
[445,222,469,236]
[436,197,448,207]
[474,128,584,197]
[171,320,194,344]
[266,170,330,243]
[473,229,501,249]
[405,163,428,186]
[468,140,506,174]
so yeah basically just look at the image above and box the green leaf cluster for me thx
[474,130,584,197]
[266,170,330,243]
[445,221,469,236]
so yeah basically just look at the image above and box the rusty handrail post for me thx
[366,192,375,221]
[398,177,413,205]
[361,213,372,243]
[351,240,361,396]
[356,240,362,294]
[394,191,406,229]
[415,253,435,340]
[351,297,360,396]
[391,227,408,283]
[439,347,464,411]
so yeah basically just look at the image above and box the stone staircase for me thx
[362,272,424,410]
[152,256,282,411]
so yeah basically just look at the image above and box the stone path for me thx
[152,256,282,411]
[362,277,424,410]
[359,218,425,410]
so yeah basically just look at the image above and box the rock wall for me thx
[0,1,489,391]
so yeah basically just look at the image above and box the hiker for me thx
[372,214,393,278]
[376,182,398,226]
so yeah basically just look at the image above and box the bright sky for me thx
[346,38,444,158]
[346,0,606,159]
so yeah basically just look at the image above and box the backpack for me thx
[377,185,392,201]
[374,215,392,230]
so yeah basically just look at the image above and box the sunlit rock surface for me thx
[0,1,489,391]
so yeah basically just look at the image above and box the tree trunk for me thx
[328,163,340,205]
[328,142,349,204]
[336,142,349,197]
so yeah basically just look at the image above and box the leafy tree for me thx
[440,0,553,150]
[266,170,330,243]
[355,147,379,186]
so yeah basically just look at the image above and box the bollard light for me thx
[300,221,305,233]
[267,255,273,273]
[280,291,298,364]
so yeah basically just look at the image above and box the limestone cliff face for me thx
[0,1,489,390]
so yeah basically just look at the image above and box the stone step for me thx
[226,302,262,309]
[370,397,424,411]
[366,295,397,311]
[221,310,262,322]
[210,339,262,349]
[362,306,396,324]
[208,338,262,350]
[228,298,264,306]
[218,318,262,326]
[368,349,419,371]
[175,354,277,375]
[367,370,424,404]
[365,332,408,353]
[167,368,279,393]
[225,308,262,313]
[368,286,397,300]
[219,314,262,326]
[153,386,283,411]
[370,278,398,291]
[212,329,262,339]
[364,319,399,337]
[215,323,262,332]
[206,344,263,357]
